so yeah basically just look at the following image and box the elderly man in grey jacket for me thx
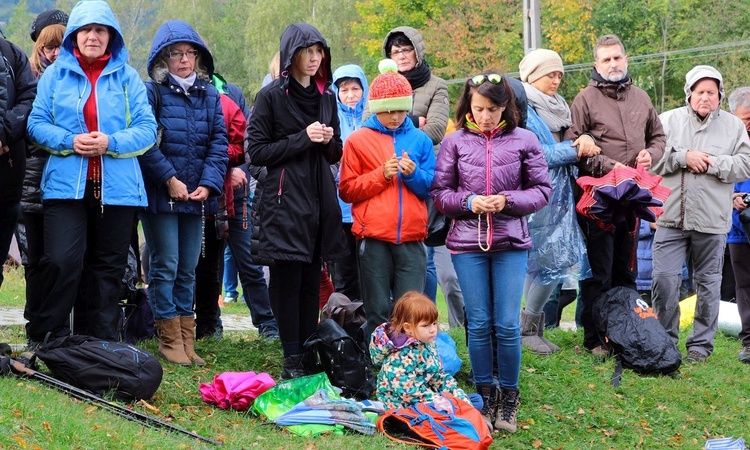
[651,65,750,363]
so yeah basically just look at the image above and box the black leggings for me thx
[268,260,321,356]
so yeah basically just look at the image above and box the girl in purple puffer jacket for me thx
[430,72,551,433]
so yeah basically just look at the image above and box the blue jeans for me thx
[222,245,239,298]
[452,250,527,389]
[140,212,202,320]
[0,201,21,287]
[424,245,438,301]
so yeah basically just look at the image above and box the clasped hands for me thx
[166,176,209,202]
[307,121,334,144]
[471,194,506,214]
[685,150,715,174]
[73,131,108,157]
[383,152,416,181]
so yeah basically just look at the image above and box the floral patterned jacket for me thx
[369,322,467,409]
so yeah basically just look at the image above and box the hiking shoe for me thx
[686,350,707,363]
[494,387,520,433]
[738,346,750,364]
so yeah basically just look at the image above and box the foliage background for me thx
[2,0,750,113]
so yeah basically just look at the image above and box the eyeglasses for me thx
[42,45,61,53]
[390,47,414,57]
[168,50,199,61]
[470,74,503,86]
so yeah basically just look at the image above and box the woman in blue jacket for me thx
[26,0,157,344]
[330,64,368,301]
[138,21,228,366]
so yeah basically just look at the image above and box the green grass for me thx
[1,264,748,448]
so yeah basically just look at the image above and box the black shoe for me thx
[281,354,307,380]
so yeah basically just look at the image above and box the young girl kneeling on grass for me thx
[369,291,482,410]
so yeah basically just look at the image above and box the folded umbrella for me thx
[577,166,671,231]
[200,371,275,411]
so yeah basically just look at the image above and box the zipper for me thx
[484,135,494,245]
[277,168,285,204]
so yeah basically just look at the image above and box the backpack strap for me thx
[611,355,623,388]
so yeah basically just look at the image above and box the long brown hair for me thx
[29,24,65,77]
[390,291,438,335]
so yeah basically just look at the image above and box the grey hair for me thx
[728,87,750,113]
[151,46,211,83]
[594,34,626,61]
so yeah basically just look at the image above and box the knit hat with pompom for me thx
[368,59,413,113]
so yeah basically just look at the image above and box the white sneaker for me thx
[223,296,236,304]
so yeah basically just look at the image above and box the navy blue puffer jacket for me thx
[138,21,228,215]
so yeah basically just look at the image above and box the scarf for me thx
[171,72,197,93]
[465,114,507,136]
[401,61,432,90]
[523,82,572,133]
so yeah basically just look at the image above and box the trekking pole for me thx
[3,357,222,446]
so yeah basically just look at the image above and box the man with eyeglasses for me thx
[564,34,665,358]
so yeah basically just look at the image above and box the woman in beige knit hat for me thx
[518,49,598,356]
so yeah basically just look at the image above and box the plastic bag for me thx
[435,332,461,376]
[252,372,343,436]
[200,371,275,411]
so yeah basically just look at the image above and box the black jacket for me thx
[246,23,347,264]
[0,38,37,203]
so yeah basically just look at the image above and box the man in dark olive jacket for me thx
[0,36,37,287]
[564,34,666,356]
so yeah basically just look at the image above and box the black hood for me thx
[279,23,332,94]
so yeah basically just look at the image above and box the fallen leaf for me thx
[543,404,553,410]
[532,439,542,448]
[12,435,27,449]
[526,368,536,373]
[43,422,51,432]
[570,369,580,375]
[588,383,595,389]
[138,400,160,413]
[577,408,585,415]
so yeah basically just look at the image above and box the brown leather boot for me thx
[179,315,205,366]
[155,317,191,365]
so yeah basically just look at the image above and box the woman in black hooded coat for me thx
[246,23,347,378]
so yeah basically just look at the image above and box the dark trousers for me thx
[30,197,136,342]
[0,201,21,287]
[329,222,361,301]
[729,243,750,347]
[21,211,45,334]
[225,208,277,334]
[269,259,321,357]
[578,215,637,349]
[194,218,224,338]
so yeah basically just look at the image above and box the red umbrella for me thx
[576,166,671,231]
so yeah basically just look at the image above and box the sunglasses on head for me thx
[470,73,502,86]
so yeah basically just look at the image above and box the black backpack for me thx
[305,319,375,399]
[592,287,681,385]
[33,335,163,401]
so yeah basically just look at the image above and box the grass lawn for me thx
[1,263,748,449]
